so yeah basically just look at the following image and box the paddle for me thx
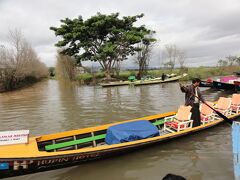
[179,83,233,125]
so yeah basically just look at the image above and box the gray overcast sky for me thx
[0,0,240,67]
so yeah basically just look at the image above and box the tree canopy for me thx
[50,13,155,79]
[218,55,240,66]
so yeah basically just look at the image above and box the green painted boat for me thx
[100,74,188,87]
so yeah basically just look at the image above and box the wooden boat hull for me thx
[212,81,240,91]
[133,75,180,86]
[100,75,186,87]
[0,111,239,178]
[99,81,131,87]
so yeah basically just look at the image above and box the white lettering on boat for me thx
[37,153,100,166]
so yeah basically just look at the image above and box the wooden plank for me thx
[91,132,97,147]
[73,136,78,150]
[52,140,56,152]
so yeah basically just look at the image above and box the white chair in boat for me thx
[163,105,193,132]
[214,97,232,119]
[231,94,240,114]
[200,102,215,125]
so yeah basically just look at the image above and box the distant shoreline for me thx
[1,66,239,92]
[74,66,240,85]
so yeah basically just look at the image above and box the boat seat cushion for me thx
[165,121,185,129]
[105,120,159,145]
[200,115,209,122]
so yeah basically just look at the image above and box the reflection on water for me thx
[0,80,235,180]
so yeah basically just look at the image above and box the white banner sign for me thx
[0,130,29,145]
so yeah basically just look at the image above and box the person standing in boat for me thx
[179,78,205,127]
[162,73,166,81]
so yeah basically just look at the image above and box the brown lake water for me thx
[0,80,236,180]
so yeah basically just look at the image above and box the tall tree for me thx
[55,52,75,81]
[218,59,228,67]
[226,55,238,66]
[177,50,186,69]
[218,55,240,67]
[0,29,48,91]
[164,44,186,70]
[164,44,178,70]
[50,13,154,79]
[135,33,156,79]
[236,57,240,65]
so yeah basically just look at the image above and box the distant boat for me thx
[100,74,188,87]
[212,75,240,91]
[212,81,239,91]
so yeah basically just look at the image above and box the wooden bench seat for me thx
[45,134,106,151]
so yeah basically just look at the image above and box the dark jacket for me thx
[180,84,205,106]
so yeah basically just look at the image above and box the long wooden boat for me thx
[0,107,239,178]
[212,81,240,91]
[212,75,240,91]
[100,74,187,87]
[133,74,186,86]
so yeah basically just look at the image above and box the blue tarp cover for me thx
[105,120,159,145]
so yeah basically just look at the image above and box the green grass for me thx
[75,73,105,83]
[181,66,239,81]
[118,71,136,79]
